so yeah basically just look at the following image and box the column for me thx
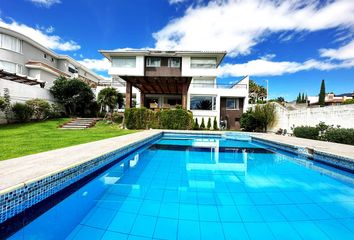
[126,82,132,109]
[140,92,145,108]
[182,83,188,109]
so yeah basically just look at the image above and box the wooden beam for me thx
[182,83,188,109]
[126,81,132,109]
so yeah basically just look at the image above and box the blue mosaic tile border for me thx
[252,137,354,172]
[0,132,162,224]
[163,132,221,139]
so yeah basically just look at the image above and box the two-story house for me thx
[99,49,249,130]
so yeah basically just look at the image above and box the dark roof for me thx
[0,69,44,87]
[335,92,354,97]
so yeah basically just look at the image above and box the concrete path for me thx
[0,130,162,193]
[251,133,354,161]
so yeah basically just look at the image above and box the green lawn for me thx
[0,118,138,161]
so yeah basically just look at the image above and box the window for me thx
[169,58,180,68]
[190,95,216,110]
[43,53,47,59]
[146,57,161,67]
[0,33,22,53]
[226,98,239,110]
[68,63,78,73]
[191,57,216,69]
[112,57,136,68]
[192,79,214,88]
[0,60,23,74]
[51,57,55,62]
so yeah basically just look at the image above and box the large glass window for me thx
[0,33,22,53]
[112,57,136,68]
[190,95,216,110]
[169,58,180,68]
[0,60,23,74]
[146,57,161,67]
[191,57,216,69]
[226,98,239,110]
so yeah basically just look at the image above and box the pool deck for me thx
[0,130,353,194]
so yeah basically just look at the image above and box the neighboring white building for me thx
[100,50,249,130]
[0,26,104,103]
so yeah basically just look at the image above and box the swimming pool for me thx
[6,133,354,239]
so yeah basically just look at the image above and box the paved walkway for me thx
[251,133,354,161]
[0,130,162,193]
[1,130,353,193]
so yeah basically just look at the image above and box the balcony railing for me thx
[190,83,247,89]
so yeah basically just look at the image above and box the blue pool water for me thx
[9,135,354,240]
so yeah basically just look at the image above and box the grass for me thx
[0,118,138,161]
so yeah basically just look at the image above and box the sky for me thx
[0,0,353,100]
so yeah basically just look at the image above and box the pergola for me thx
[0,69,45,87]
[122,76,192,109]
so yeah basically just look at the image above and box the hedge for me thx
[124,108,193,130]
[324,128,354,145]
[293,126,319,140]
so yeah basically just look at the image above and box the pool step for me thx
[60,118,100,129]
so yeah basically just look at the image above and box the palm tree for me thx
[97,87,120,113]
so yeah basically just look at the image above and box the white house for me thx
[99,50,249,130]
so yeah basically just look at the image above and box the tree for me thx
[213,117,218,130]
[193,118,199,130]
[301,93,305,103]
[50,76,95,116]
[249,80,267,103]
[207,117,212,130]
[241,103,276,132]
[318,79,326,107]
[200,118,206,129]
[97,87,121,113]
[296,93,301,103]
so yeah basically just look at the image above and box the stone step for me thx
[60,118,99,129]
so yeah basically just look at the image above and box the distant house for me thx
[100,49,249,130]
[307,93,354,106]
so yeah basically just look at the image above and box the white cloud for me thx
[78,58,110,72]
[320,39,354,60]
[169,0,188,4]
[29,0,61,8]
[0,18,80,51]
[154,0,354,56]
[219,58,354,77]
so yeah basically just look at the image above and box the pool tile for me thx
[284,192,313,204]
[277,205,308,221]
[267,222,302,240]
[139,200,160,216]
[163,190,180,203]
[68,225,105,240]
[222,222,249,240]
[198,205,219,221]
[217,205,241,222]
[244,222,275,240]
[237,206,263,222]
[159,203,179,219]
[108,212,136,234]
[199,221,224,240]
[101,231,128,240]
[248,193,273,205]
[266,192,293,204]
[231,193,253,205]
[179,204,199,220]
[318,202,354,218]
[178,219,200,240]
[291,221,330,240]
[81,207,117,229]
[214,192,234,205]
[130,215,157,238]
[297,204,332,220]
[119,200,142,214]
[153,217,178,239]
[256,205,285,222]
[314,220,354,240]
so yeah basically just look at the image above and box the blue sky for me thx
[1,0,353,100]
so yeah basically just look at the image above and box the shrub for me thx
[112,112,124,124]
[0,96,6,111]
[12,103,34,122]
[49,103,66,118]
[293,126,319,140]
[26,98,51,121]
[193,118,199,130]
[324,128,354,145]
[342,99,354,105]
[200,118,205,129]
[124,108,192,130]
[240,103,276,132]
[207,117,211,130]
[213,117,218,130]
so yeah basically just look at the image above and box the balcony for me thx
[145,66,181,77]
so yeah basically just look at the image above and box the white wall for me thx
[269,103,354,132]
[108,56,144,76]
[0,79,55,104]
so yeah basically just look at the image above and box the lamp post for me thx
[264,79,269,102]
